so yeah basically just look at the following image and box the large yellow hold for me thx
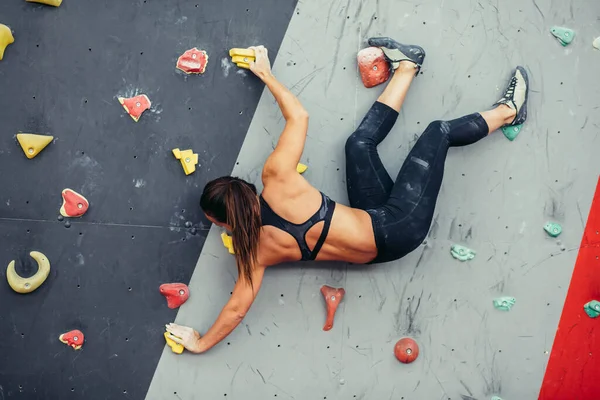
[164,332,184,354]
[26,0,63,7]
[0,24,14,61]
[229,48,255,69]
[17,133,54,159]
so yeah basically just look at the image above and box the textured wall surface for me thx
[146,0,600,399]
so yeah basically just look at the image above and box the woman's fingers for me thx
[167,334,183,344]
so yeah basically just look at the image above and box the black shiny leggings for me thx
[345,101,489,263]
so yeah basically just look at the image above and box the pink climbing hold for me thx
[159,283,190,309]
[357,47,390,88]
[320,285,345,331]
[176,48,208,75]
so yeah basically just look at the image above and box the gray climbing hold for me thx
[450,244,475,261]
[501,124,522,141]
[493,297,516,311]
[584,300,600,318]
[64,220,71,228]
[593,37,600,50]
[544,222,562,237]
[57,215,64,221]
[550,26,575,46]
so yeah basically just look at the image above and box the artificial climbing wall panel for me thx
[146,0,600,399]
[0,0,297,399]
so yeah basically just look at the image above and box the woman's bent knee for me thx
[345,133,371,156]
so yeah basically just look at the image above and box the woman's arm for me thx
[166,264,265,353]
[249,46,309,177]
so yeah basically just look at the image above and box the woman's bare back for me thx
[257,173,377,267]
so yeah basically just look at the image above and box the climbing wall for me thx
[146,0,600,399]
[0,1,296,399]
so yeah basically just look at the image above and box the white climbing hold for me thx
[593,37,600,50]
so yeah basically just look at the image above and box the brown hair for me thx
[200,176,261,287]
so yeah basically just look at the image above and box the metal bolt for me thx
[179,290,185,295]
[244,57,249,62]
[331,296,336,301]
[28,148,34,154]
[185,157,190,163]
[136,102,141,107]
[192,53,197,59]
[406,348,412,354]
[77,203,83,209]
[73,336,79,341]
[24,283,30,288]
[373,65,378,71]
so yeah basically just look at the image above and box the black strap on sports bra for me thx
[259,192,336,261]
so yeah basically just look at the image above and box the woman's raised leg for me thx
[345,38,426,210]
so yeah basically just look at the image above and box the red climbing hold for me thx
[357,47,390,88]
[118,94,151,122]
[159,283,190,309]
[59,329,85,350]
[60,188,89,218]
[176,47,209,74]
[394,337,419,364]
[320,285,345,331]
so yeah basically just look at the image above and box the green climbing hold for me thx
[491,397,504,400]
[544,222,562,237]
[493,297,516,311]
[584,300,600,318]
[450,244,475,261]
[501,124,522,141]
[550,26,575,46]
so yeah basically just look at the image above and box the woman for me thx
[166,38,529,353]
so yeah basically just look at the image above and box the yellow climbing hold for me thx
[296,163,308,174]
[221,232,235,255]
[164,332,184,354]
[26,0,63,6]
[0,24,14,61]
[6,251,50,294]
[172,148,198,175]
[229,48,255,69]
[16,133,54,159]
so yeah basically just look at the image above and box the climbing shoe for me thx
[367,37,425,74]
[495,66,529,126]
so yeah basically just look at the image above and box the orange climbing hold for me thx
[357,47,390,88]
[159,283,190,309]
[118,94,151,122]
[320,285,345,331]
[176,48,208,74]
[60,188,89,218]
[394,337,419,363]
[59,329,84,350]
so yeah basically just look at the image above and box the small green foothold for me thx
[491,397,504,400]
[544,222,562,237]
[584,300,600,318]
[550,26,575,46]
[493,297,516,311]
[450,244,475,261]
[501,124,522,141]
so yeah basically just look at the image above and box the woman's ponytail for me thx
[200,177,261,287]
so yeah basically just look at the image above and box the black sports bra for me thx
[260,192,336,261]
